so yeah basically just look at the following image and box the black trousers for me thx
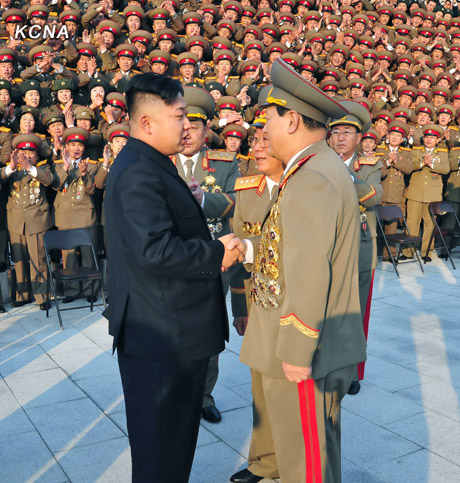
[117,350,209,483]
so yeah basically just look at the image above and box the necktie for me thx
[270,183,279,201]
[73,161,78,170]
[185,158,194,183]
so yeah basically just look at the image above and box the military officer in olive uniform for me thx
[105,44,141,93]
[376,121,413,259]
[172,86,239,424]
[230,109,282,483]
[404,124,450,261]
[52,127,100,303]
[328,100,383,394]
[0,134,54,309]
[443,146,460,252]
[239,60,366,483]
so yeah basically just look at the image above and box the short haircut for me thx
[126,73,183,119]
[275,105,326,131]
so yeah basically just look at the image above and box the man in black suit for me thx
[103,73,246,482]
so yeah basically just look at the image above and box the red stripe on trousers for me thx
[298,379,322,483]
[358,269,375,380]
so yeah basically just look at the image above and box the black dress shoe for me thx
[423,256,432,263]
[399,255,411,260]
[86,295,98,303]
[0,305,6,313]
[63,296,76,304]
[230,468,264,483]
[201,405,221,423]
[39,302,50,311]
[11,300,31,308]
[347,380,361,396]
[382,257,391,262]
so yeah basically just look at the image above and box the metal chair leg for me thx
[49,276,63,330]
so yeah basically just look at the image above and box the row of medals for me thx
[13,179,41,205]
[62,178,84,199]
[203,175,223,239]
[251,191,283,310]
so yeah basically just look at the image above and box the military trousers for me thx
[357,269,374,381]
[262,365,356,483]
[247,368,278,479]
[405,200,435,257]
[442,200,460,250]
[61,226,99,297]
[10,231,47,305]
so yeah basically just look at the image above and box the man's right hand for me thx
[218,234,247,271]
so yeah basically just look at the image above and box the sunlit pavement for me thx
[2,252,460,482]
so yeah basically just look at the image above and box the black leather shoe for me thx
[86,295,98,303]
[399,255,412,260]
[347,380,361,395]
[0,305,6,313]
[63,296,76,304]
[11,300,31,308]
[39,302,50,311]
[382,257,391,262]
[230,468,264,483]
[439,252,449,260]
[423,256,432,263]
[201,405,221,423]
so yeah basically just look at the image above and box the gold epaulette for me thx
[400,147,411,151]
[194,77,204,83]
[67,67,77,72]
[450,126,459,131]
[178,34,186,38]
[236,154,248,160]
[88,159,98,164]
[36,160,47,167]
[50,12,58,17]
[377,144,387,149]
[54,159,64,164]
[359,156,380,165]
[207,150,234,162]
[452,147,460,151]
[132,70,141,74]
[437,148,448,152]
[0,126,10,132]
[413,146,424,150]
[171,54,177,59]
[233,43,243,48]
[205,76,217,81]
[229,76,239,80]
[234,174,264,191]
[98,158,104,163]
[36,133,46,138]
[100,112,108,122]
[14,78,22,83]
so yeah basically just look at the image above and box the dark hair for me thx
[275,105,326,131]
[125,73,184,117]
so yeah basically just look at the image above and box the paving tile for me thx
[217,351,251,388]
[5,367,86,409]
[190,442,247,483]
[197,424,220,448]
[0,379,34,438]
[0,431,67,483]
[75,372,124,414]
[55,437,130,483]
[0,320,34,347]
[341,409,421,470]
[341,458,385,483]
[34,327,99,355]
[50,347,119,381]
[107,411,127,435]
[229,382,253,402]
[210,382,251,413]
[225,331,244,355]
[200,406,252,458]
[25,398,124,453]
[0,343,58,378]
[384,411,460,467]
[367,449,460,483]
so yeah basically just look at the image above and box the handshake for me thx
[218,233,248,272]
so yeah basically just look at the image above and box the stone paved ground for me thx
[2,252,460,482]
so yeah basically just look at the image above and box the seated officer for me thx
[0,134,54,310]
[52,127,99,303]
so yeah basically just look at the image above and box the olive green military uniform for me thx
[444,147,460,249]
[53,156,99,297]
[0,125,12,267]
[231,174,278,480]
[405,146,450,257]
[376,144,413,256]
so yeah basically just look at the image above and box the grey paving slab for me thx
[367,449,460,483]
[341,458,385,483]
[74,372,125,414]
[217,350,252,388]
[25,397,124,453]
[0,431,68,483]
[0,343,58,378]
[0,379,34,438]
[0,319,35,347]
[4,367,86,409]
[55,437,130,483]
[341,409,421,470]
[107,411,127,435]
[228,381,252,402]
[34,327,100,355]
[197,424,220,448]
[201,406,252,458]
[211,382,251,413]
[50,347,119,381]
[409,355,460,389]
[384,411,460,467]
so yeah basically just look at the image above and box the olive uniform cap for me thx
[217,96,241,111]
[388,120,410,137]
[0,48,17,63]
[62,127,90,144]
[106,92,127,110]
[76,43,98,57]
[204,82,225,95]
[156,28,178,43]
[29,45,53,63]
[52,78,74,92]
[12,133,42,150]
[59,10,81,23]
[74,106,95,121]
[328,99,372,133]
[213,49,236,64]
[183,86,215,121]
[223,124,248,140]
[362,128,381,145]
[422,124,443,137]
[27,5,50,19]
[20,79,41,96]
[115,44,138,58]
[129,30,154,46]
[177,52,198,66]
[18,106,39,120]
[148,50,171,65]
[108,123,130,141]
[97,20,122,36]
[0,79,11,92]
[2,9,26,23]
[43,111,65,127]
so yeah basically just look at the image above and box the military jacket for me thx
[406,147,449,203]
[172,148,239,238]
[52,158,99,229]
[375,144,412,204]
[446,147,460,204]
[0,126,12,166]
[0,160,54,235]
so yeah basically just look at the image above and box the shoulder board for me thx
[437,148,448,152]
[377,144,387,149]
[234,175,264,191]
[100,112,108,122]
[132,70,141,74]
[205,76,217,81]
[178,34,186,39]
[452,147,460,151]
[88,159,98,165]
[413,146,424,150]
[0,126,10,132]
[171,54,177,59]
[339,68,347,74]
[194,77,204,83]
[229,76,239,80]
[234,43,243,48]
[98,158,104,163]
[67,67,77,72]
[450,126,459,131]
[36,160,47,167]
[359,156,379,166]
[207,150,234,161]
[400,147,411,151]
[49,12,58,17]
[54,159,64,164]
[36,133,46,139]
[236,154,248,160]
[14,78,22,83]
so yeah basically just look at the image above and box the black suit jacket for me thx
[103,137,229,362]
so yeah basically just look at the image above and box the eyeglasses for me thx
[250,136,270,147]
[330,130,358,137]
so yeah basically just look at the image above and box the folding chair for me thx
[44,228,107,330]
[427,201,460,269]
[376,204,424,277]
